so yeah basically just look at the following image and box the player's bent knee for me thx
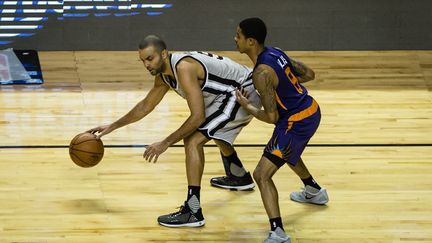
[253,166,271,184]
[253,168,262,184]
[214,140,235,155]
[184,133,208,149]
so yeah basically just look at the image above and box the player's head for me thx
[138,35,168,76]
[235,17,267,53]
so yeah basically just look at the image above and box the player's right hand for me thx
[86,124,114,139]
[235,87,250,107]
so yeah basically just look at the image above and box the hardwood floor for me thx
[0,51,431,242]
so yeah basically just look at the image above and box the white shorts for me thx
[198,80,261,145]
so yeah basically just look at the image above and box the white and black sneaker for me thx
[290,185,329,205]
[210,172,255,191]
[157,201,205,228]
[264,227,291,243]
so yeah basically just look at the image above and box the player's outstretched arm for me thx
[87,76,169,138]
[290,58,315,83]
[143,60,205,163]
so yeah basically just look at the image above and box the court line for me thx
[0,143,431,149]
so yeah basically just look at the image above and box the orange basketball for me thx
[69,132,104,167]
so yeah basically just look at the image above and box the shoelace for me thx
[169,204,187,216]
[299,187,320,199]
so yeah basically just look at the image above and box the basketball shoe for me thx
[264,227,291,243]
[290,185,329,205]
[210,172,255,191]
[158,201,205,227]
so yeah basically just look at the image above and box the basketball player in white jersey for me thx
[87,35,261,227]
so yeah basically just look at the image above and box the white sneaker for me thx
[264,227,291,243]
[290,185,329,205]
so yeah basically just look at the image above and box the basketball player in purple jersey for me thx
[234,18,329,242]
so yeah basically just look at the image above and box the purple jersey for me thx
[256,46,321,166]
[255,46,316,129]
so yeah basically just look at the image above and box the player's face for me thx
[234,27,248,53]
[139,45,166,76]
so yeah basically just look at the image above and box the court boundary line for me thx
[0,143,431,149]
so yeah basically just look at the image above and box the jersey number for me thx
[285,68,303,94]
[197,51,224,60]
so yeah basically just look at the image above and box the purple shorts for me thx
[263,106,321,167]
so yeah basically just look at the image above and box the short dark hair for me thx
[239,17,267,44]
[138,35,167,51]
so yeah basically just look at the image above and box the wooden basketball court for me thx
[0,51,431,242]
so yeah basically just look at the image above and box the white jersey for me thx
[159,51,261,144]
[161,51,253,103]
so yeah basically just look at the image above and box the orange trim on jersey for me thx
[286,99,319,131]
[275,93,288,110]
[271,149,283,158]
[285,67,303,94]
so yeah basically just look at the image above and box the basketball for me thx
[69,132,104,167]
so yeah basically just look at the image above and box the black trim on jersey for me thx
[208,73,241,89]
[199,94,231,128]
[168,54,175,77]
[242,79,254,88]
[209,101,241,136]
[158,55,178,89]
[197,129,211,140]
[246,72,253,80]
[202,86,224,95]
[174,55,207,89]
[161,74,177,89]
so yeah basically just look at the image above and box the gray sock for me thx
[230,163,246,177]
[187,195,200,213]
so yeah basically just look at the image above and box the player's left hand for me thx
[235,87,249,107]
[143,141,169,163]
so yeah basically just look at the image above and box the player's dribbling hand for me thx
[143,141,169,163]
[86,124,114,139]
[235,87,249,107]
